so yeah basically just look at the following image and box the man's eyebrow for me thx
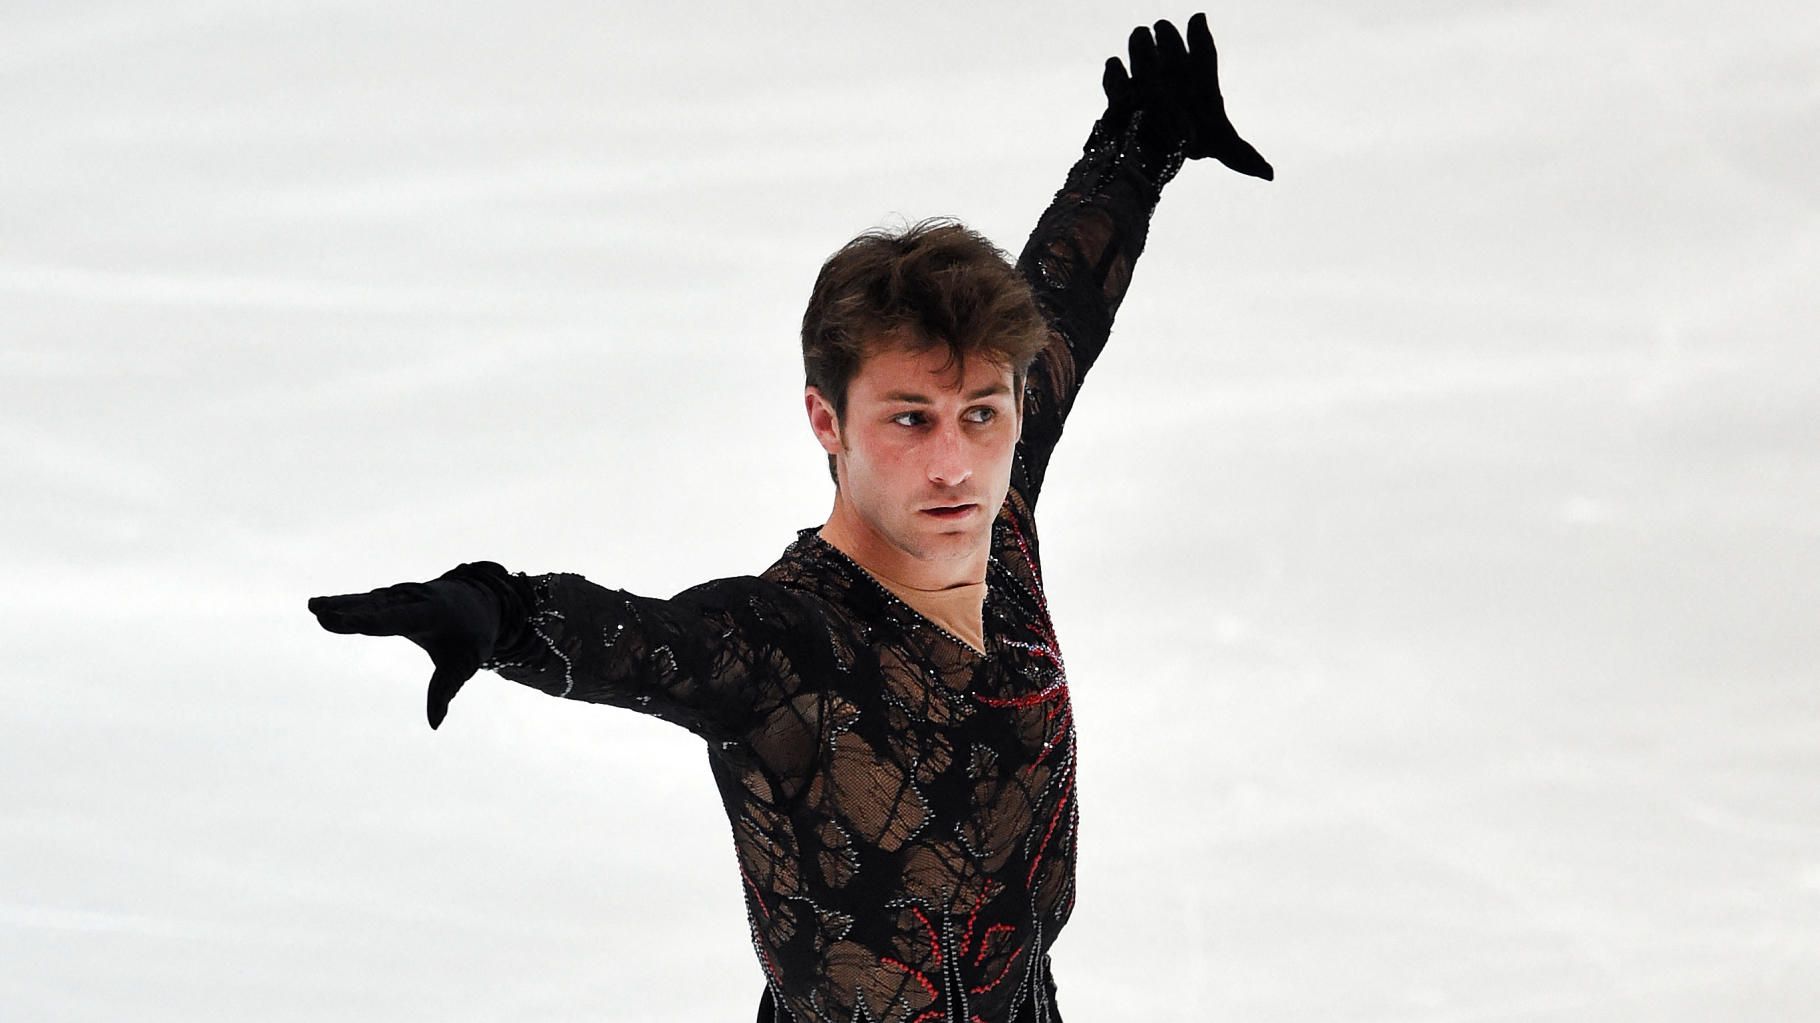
[881,383,1011,404]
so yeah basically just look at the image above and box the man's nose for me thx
[927,422,972,487]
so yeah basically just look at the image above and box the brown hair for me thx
[801,216,1074,484]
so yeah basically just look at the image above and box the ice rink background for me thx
[4,1,1817,1019]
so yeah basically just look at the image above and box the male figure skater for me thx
[309,14,1271,1022]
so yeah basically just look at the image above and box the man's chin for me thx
[915,521,991,553]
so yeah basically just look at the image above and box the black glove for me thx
[1103,12,1273,180]
[308,561,520,730]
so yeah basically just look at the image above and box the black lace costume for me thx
[474,112,1182,1023]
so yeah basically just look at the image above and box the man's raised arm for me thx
[1013,12,1272,508]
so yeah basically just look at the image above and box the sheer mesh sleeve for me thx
[1012,110,1187,508]
[476,568,829,758]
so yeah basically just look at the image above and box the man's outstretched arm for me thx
[1013,12,1272,508]
[309,561,826,752]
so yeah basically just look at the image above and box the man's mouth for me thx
[921,504,976,519]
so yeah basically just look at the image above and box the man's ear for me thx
[805,386,843,455]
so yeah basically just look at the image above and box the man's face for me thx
[808,343,1022,565]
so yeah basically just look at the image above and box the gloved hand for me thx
[308,562,512,730]
[1103,12,1274,180]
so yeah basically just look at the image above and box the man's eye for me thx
[891,412,925,427]
[967,407,997,423]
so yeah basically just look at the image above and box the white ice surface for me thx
[3,2,1817,1020]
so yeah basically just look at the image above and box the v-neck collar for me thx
[794,526,995,660]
